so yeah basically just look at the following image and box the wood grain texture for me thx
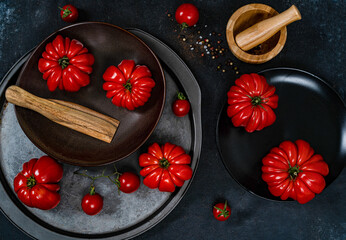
[236,5,301,51]
[5,85,119,143]
[226,3,287,64]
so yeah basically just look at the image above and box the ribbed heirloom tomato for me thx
[13,156,63,210]
[103,60,156,110]
[38,35,95,92]
[227,73,279,132]
[262,140,329,204]
[139,142,193,192]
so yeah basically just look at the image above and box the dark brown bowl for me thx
[15,22,165,166]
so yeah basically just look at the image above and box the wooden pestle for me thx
[5,85,119,143]
[235,5,301,51]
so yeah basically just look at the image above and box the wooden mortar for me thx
[226,4,300,64]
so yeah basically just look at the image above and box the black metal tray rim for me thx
[0,28,202,239]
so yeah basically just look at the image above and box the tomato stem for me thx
[74,165,122,193]
[180,22,189,30]
[89,185,96,195]
[159,158,170,169]
[59,7,72,18]
[251,96,262,106]
[288,165,301,180]
[26,175,36,188]
[58,56,69,69]
[214,200,230,218]
[123,79,132,92]
[177,92,186,100]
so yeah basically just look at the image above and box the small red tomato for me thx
[175,3,199,28]
[59,4,78,23]
[118,172,140,194]
[172,92,190,117]
[213,201,231,221]
[81,186,103,215]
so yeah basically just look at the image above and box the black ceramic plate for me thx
[15,22,165,166]
[217,68,346,201]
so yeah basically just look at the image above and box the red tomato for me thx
[13,156,63,210]
[118,172,140,194]
[139,142,193,192]
[175,3,199,28]
[227,73,279,132]
[103,60,156,110]
[213,201,231,221]
[81,186,103,215]
[59,4,78,23]
[172,92,190,117]
[262,139,329,204]
[38,35,94,92]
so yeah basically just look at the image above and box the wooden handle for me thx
[235,5,301,51]
[5,85,119,143]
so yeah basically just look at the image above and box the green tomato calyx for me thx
[26,175,36,188]
[214,201,230,218]
[159,158,170,169]
[58,56,69,69]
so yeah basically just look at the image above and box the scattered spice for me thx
[166,12,241,75]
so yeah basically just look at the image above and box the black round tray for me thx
[217,68,346,201]
[0,29,202,239]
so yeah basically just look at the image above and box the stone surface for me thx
[0,0,345,239]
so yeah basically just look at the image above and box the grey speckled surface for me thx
[0,68,191,235]
[0,0,345,239]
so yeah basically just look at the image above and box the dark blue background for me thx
[0,0,345,239]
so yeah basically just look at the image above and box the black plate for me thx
[217,68,346,201]
[0,29,201,239]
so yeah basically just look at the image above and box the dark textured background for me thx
[0,0,345,239]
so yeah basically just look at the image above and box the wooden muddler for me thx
[5,85,119,143]
[235,5,301,51]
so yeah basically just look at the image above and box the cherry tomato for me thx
[175,3,199,28]
[213,201,231,221]
[81,186,103,215]
[172,92,190,117]
[119,172,140,194]
[59,4,78,23]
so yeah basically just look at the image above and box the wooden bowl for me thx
[15,22,165,166]
[226,4,287,64]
